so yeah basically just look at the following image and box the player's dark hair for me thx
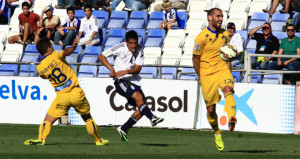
[286,24,295,29]
[66,6,75,13]
[36,37,52,56]
[207,8,222,17]
[84,4,92,11]
[22,2,30,8]
[125,30,138,42]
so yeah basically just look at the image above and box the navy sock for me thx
[121,116,137,133]
[139,104,154,120]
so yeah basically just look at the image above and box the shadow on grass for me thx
[226,150,278,153]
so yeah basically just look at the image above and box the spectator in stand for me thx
[55,0,76,9]
[7,0,32,7]
[248,22,280,69]
[34,5,60,44]
[154,0,187,11]
[160,1,178,31]
[263,0,300,16]
[8,2,40,45]
[291,11,300,32]
[54,6,80,47]
[132,0,152,11]
[267,24,300,84]
[0,0,8,24]
[227,22,244,67]
[108,0,134,11]
[74,0,106,10]
[76,4,100,46]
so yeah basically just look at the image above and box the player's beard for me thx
[212,18,222,30]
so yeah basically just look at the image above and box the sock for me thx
[224,92,236,118]
[121,116,137,133]
[38,121,51,141]
[139,104,154,120]
[207,112,221,135]
[86,118,101,141]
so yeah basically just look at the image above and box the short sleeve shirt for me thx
[230,32,244,53]
[163,8,177,23]
[79,15,99,39]
[61,17,81,33]
[18,12,40,32]
[102,42,144,86]
[193,27,230,76]
[43,15,60,27]
[280,36,300,55]
[254,33,279,54]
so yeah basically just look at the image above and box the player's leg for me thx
[72,87,109,145]
[207,104,224,151]
[218,69,237,131]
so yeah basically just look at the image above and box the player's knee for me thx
[132,91,142,100]
[222,86,233,94]
[81,113,92,122]
[8,37,13,44]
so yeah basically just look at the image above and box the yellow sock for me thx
[38,121,51,141]
[207,112,221,135]
[86,118,101,141]
[224,92,236,118]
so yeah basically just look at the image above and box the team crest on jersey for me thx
[194,44,201,51]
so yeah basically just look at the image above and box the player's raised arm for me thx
[62,38,78,57]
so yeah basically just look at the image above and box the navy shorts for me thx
[114,79,146,106]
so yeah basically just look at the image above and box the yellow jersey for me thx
[36,50,79,93]
[193,27,230,76]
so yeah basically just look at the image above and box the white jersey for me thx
[102,42,144,86]
[79,15,99,39]
[230,32,244,53]
[163,8,178,23]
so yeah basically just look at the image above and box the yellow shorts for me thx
[47,87,90,118]
[200,69,234,106]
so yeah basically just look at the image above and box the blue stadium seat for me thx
[53,45,62,51]
[146,11,164,29]
[172,11,187,29]
[97,66,110,77]
[83,46,102,55]
[295,33,300,37]
[80,54,98,63]
[105,29,126,46]
[127,29,145,46]
[78,65,97,77]
[232,71,241,82]
[75,10,85,19]
[0,64,18,76]
[139,67,157,79]
[272,32,287,41]
[144,29,166,47]
[107,11,128,29]
[270,13,290,31]
[98,28,106,45]
[246,39,257,53]
[161,67,177,79]
[65,45,82,63]
[21,54,39,62]
[247,13,269,30]
[127,11,148,29]
[236,30,248,47]
[262,74,280,84]
[24,44,39,54]
[179,68,198,80]
[18,65,36,77]
[92,10,109,28]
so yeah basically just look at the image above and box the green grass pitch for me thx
[1,124,300,159]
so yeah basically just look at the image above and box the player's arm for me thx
[192,54,200,80]
[116,64,142,78]
[62,39,79,57]
[98,54,116,78]
[248,23,268,38]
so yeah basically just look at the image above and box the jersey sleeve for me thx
[101,43,123,57]
[135,49,144,66]
[53,50,65,60]
[79,18,84,32]
[193,34,205,56]
[91,17,99,32]
[62,17,68,27]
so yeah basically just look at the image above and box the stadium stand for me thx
[144,29,165,47]
[139,67,157,79]
[1,44,23,62]
[104,28,126,47]
[143,47,162,65]
[163,29,185,49]
[247,12,269,30]
[92,10,109,28]
[18,64,36,77]
[262,74,281,84]
[146,11,163,29]
[270,13,290,31]
[127,11,148,29]
[0,64,18,76]
[179,67,198,80]
[78,65,98,77]
[128,29,146,46]
[97,66,110,78]
[107,11,128,29]
[161,67,177,79]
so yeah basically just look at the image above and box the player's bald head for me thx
[207,8,222,17]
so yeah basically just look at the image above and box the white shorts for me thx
[78,36,100,46]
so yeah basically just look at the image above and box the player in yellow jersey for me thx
[24,37,109,146]
[192,8,237,151]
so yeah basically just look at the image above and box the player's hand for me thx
[42,8,46,14]
[116,70,128,78]
[277,60,282,66]
[87,40,92,46]
[283,60,290,66]
[261,23,269,28]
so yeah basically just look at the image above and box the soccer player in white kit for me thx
[98,30,164,143]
